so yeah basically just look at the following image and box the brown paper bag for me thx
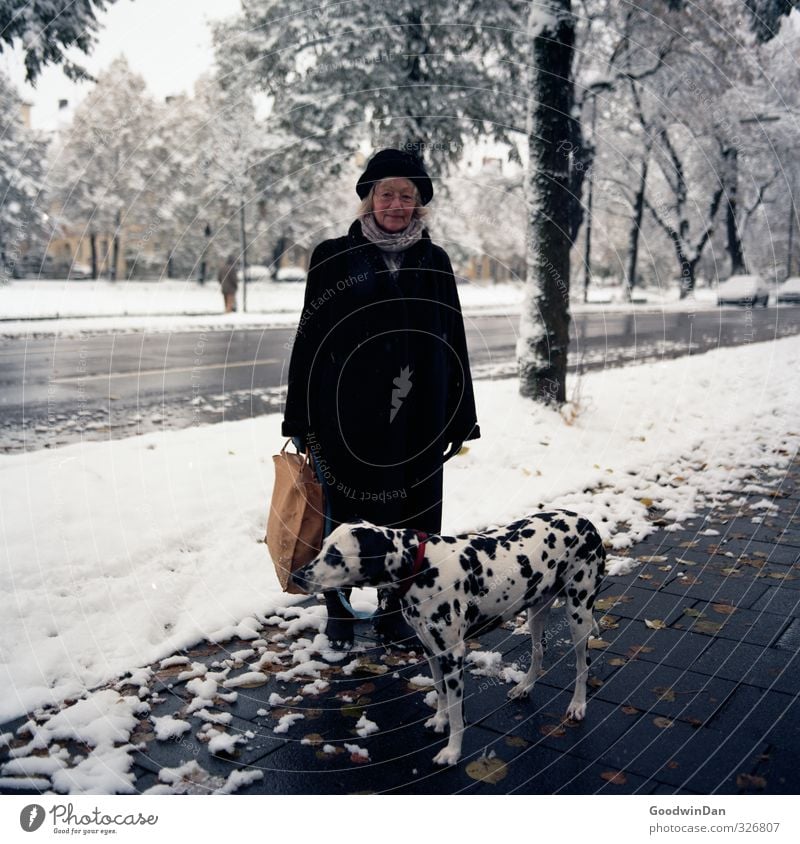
[265,438,325,593]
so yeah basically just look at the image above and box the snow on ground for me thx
[1,334,798,725]
[0,278,719,338]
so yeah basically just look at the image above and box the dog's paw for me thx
[507,682,532,701]
[425,713,449,733]
[565,700,587,721]
[432,746,461,766]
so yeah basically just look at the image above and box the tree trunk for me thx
[239,199,248,313]
[199,222,212,284]
[625,153,649,299]
[518,1,575,406]
[675,235,695,298]
[90,232,98,280]
[271,233,286,282]
[722,145,747,275]
[111,209,120,281]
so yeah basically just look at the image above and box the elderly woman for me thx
[282,148,481,649]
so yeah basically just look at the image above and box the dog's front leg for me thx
[431,644,466,766]
[424,653,449,733]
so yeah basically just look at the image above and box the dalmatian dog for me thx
[292,510,606,766]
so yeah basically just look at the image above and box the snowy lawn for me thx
[1,333,798,723]
[0,278,718,337]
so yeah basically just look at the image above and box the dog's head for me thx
[291,519,405,593]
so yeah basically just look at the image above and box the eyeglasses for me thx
[374,189,417,206]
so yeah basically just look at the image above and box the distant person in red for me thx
[218,255,238,312]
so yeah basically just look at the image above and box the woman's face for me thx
[372,177,418,232]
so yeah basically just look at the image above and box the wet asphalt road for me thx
[1,306,797,453]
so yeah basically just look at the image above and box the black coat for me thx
[281,219,480,534]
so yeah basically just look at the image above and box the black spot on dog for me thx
[415,566,439,591]
[517,554,532,579]
[430,601,451,626]
[323,546,345,568]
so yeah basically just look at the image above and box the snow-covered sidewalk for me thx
[1,333,798,723]
[0,278,719,338]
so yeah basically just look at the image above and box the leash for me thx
[297,436,430,615]
[338,528,428,615]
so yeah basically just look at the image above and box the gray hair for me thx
[356,178,430,222]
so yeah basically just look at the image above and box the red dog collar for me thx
[397,530,428,598]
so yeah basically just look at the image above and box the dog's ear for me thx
[351,526,395,584]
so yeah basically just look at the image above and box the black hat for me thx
[356,148,434,205]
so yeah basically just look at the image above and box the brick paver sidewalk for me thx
[2,453,798,794]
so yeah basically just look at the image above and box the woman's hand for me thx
[442,441,463,462]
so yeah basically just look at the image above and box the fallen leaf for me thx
[678,575,701,586]
[600,770,628,785]
[638,574,654,581]
[638,555,668,563]
[694,620,722,634]
[711,603,737,616]
[302,733,324,747]
[505,735,529,748]
[678,540,697,548]
[595,595,633,611]
[683,608,705,618]
[588,676,604,688]
[465,756,508,784]
[626,645,654,659]
[645,618,667,630]
[608,657,627,667]
[540,724,567,737]
[720,567,741,576]
[653,686,676,702]
[599,614,620,629]
[316,746,343,759]
[653,716,674,729]
[736,773,767,790]
[621,705,639,716]
[357,662,389,676]
[639,497,654,508]
[666,760,680,770]
[588,638,610,650]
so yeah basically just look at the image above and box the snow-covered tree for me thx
[213,1,528,181]
[0,69,49,278]
[0,0,121,84]
[47,56,157,279]
[517,1,576,406]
